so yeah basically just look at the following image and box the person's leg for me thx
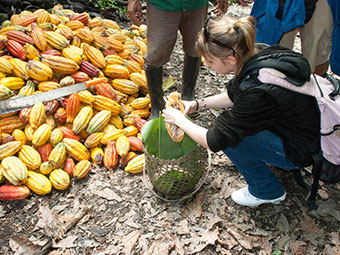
[179,5,207,100]
[279,28,299,50]
[223,130,297,200]
[144,3,182,118]
[299,0,333,74]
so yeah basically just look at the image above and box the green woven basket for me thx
[143,145,211,201]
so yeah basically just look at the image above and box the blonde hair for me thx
[196,15,256,73]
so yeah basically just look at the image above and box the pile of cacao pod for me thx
[0,4,150,201]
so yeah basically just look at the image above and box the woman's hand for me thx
[128,0,143,25]
[162,106,186,126]
[182,100,198,116]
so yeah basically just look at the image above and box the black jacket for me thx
[206,45,321,167]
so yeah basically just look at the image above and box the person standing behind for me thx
[128,0,228,118]
[251,0,333,76]
[327,0,340,76]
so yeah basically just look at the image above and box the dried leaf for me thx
[301,212,323,234]
[53,235,78,248]
[145,232,175,255]
[202,227,219,245]
[9,235,41,254]
[290,240,307,255]
[94,188,122,202]
[175,219,190,235]
[227,228,253,250]
[120,230,141,254]
[217,231,238,249]
[174,235,185,255]
[186,191,205,222]
[38,204,64,239]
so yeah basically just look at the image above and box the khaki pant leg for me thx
[280,29,299,50]
[299,0,333,70]
[145,3,182,67]
[179,5,208,58]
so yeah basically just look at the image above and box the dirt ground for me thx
[1,3,340,255]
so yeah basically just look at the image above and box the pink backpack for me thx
[258,68,340,208]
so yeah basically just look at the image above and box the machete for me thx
[0,77,107,115]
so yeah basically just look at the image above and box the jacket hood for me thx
[238,45,312,86]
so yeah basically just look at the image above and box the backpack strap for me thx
[307,151,323,211]
[322,73,340,100]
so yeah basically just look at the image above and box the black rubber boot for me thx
[181,54,201,101]
[145,65,165,119]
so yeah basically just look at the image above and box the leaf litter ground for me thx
[1,3,340,255]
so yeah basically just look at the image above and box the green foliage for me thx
[89,0,128,15]
[141,116,197,160]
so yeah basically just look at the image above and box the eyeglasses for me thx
[203,17,236,56]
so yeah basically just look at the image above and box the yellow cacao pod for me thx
[29,102,45,129]
[130,97,150,110]
[24,124,34,142]
[26,60,53,82]
[63,138,90,161]
[12,128,26,145]
[2,156,28,185]
[48,142,66,169]
[44,31,69,50]
[72,105,93,134]
[49,128,64,147]
[18,145,42,170]
[40,54,79,74]
[73,159,91,179]
[124,153,145,174]
[37,81,61,92]
[23,43,40,60]
[84,132,104,148]
[32,124,52,146]
[115,135,130,157]
[103,64,129,79]
[92,95,122,115]
[39,161,53,175]
[77,90,95,105]
[90,146,103,164]
[49,169,70,190]
[110,115,124,129]
[101,129,126,145]
[112,79,139,95]
[0,57,13,74]
[0,77,25,90]
[25,170,52,195]
[82,43,106,69]
[86,110,111,134]
[0,141,22,160]
[62,45,83,65]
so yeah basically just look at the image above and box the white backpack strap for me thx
[258,68,316,97]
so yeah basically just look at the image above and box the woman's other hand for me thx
[183,100,198,116]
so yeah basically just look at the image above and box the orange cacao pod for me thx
[66,93,80,123]
[58,126,81,141]
[38,143,52,162]
[7,30,34,45]
[103,140,118,171]
[7,40,26,60]
[64,157,75,176]
[0,184,30,201]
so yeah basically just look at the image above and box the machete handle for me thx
[85,77,108,88]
